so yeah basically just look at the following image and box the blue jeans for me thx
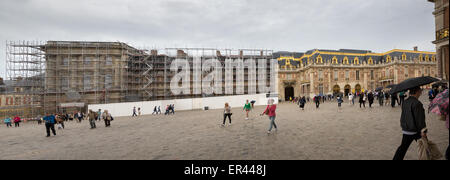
[268,116,277,131]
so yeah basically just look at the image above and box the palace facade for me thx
[276,48,437,101]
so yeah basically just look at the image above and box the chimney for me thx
[413,46,418,51]
[216,50,222,57]
[239,50,244,57]
[151,49,158,56]
[260,51,264,57]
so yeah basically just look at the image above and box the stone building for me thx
[276,48,437,101]
[428,0,449,80]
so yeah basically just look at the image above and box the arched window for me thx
[368,57,374,65]
[432,55,436,62]
[386,55,392,63]
[332,56,338,64]
[425,55,430,62]
[419,54,423,62]
[316,55,323,64]
[402,53,407,61]
[343,56,349,65]
[354,57,360,65]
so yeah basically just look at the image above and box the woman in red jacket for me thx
[13,116,21,127]
[261,99,277,134]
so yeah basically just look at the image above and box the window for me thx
[332,56,338,64]
[386,55,392,63]
[354,57,359,65]
[370,70,374,80]
[287,74,292,80]
[368,57,374,65]
[84,75,92,91]
[61,77,69,90]
[105,74,113,88]
[84,57,91,65]
[334,71,338,81]
[356,70,360,80]
[63,57,69,66]
[419,54,423,62]
[318,84,324,95]
[402,53,407,61]
[318,70,323,81]
[432,55,436,62]
[345,70,349,80]
[316,55,323,64]
[425,55,430,62]
[386,69,390,78]
[343,57,349,64]
[106,56,113,65]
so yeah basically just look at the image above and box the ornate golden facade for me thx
[277,49,437,101]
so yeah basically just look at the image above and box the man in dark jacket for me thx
[391,93,399,108]
[378,91,384,106]
[393,86,427,160]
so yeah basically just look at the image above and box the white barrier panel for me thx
[88,94,278,117]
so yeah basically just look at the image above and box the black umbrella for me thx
[432,80,448,88]
[375,87,384,92]
[386,84,396,89]
[389,76,439,94]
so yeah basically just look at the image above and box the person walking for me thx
[75,111,83,123]
[359,93,366,108]
[132,107,137,117]
[56,114,65,129]
[97,109,102,121]
[170,104,175,115]
[391,93,399,108]
[243,100,252,120]
[378,91,384,106]
[348,93,354,105]
[138,107,141,116]
[222,103,232,126]
[337,95,343,108]
[157,106,161,114]
[165,105,170,115]
[152,106,157,115]
[368,91,374,108]
[314,95,320,109]
[43,113,56,137]
[88,110,97,129]
[299,96,306,110]
[399,91,407,106]
[393,86,427,160]
[385,91,391,106]
[261,99,277,134]
[102,110,112,127]
[4,117,12,128]
[13,116,21,127]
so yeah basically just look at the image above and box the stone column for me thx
[363,71,368,91]
[310,72,315,97]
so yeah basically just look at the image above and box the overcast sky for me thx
[0,0,436,79]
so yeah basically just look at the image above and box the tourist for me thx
[378,91,384,106]
[56,114,65,129]
[368,91,374,108]
[261,99,277,134]
[348,93,354,105]
[251,100,256,108]
[222,103,232,126]
[385,91,391,106]
[428,88,435,101]
[391,93,399,108]
[243,100,252,120]
[299,96,306,110]
[152,106,157,114]
[399,91,406,106]
[88,110,97,129]
[132,107,137,117]
[337,95,343,107]
[37,116,43,125]
[359,93,366,108]
[138,107,141,116]
[4,117,12,128]
[68,113,74,121]
[314,95,320,109]
[102,110,112,127]
[97,109,102,121]
[171,104,175,115]
[393,86,426,160]
[75,111,83,123]
[43,113,56,137]
[157,106,161,114]
[13,116,21,127]
[165,105,170,115]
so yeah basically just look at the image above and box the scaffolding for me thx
[3,41,275,119]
